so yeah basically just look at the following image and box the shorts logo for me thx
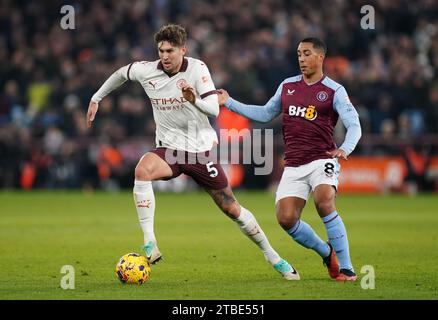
[316,91,328,102]
[176,79,188,89]
[288,105,317,121]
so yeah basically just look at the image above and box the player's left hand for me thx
[326,148,348,160]
[181,84,196,104]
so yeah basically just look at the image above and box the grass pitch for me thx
[0,191,437,300]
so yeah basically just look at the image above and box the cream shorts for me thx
[275,158,340,202]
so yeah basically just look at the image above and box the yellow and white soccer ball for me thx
[115,253,151,284]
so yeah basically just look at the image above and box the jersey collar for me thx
[302,74,326,86]
[157,57,188,77]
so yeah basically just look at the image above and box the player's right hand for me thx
[326,148,348,160]
[216,89,230,106]
[86,100,99,128]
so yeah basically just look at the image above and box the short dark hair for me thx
[300,37,327,54]
[154,24,187,47]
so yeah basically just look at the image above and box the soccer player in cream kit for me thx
[87,24,300,280]
[218,38,362,281]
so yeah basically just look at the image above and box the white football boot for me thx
[273,258,300,280]
[141,241,162,264]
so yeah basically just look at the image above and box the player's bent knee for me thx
[134,164,153,181]
[276,209,300,230]
[315,200,336,216]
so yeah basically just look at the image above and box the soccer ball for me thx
[115,253,151,284]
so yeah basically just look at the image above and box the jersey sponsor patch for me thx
[288,105,317,121]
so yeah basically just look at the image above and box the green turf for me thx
[0,191,437,299]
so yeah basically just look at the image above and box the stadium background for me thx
[0,0,437,193]
[1,0,438,301]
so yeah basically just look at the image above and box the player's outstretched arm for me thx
[87,64,133,127]
[216,87,281,123]
[91,65,132,103]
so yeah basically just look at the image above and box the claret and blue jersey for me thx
[225,74,362,167]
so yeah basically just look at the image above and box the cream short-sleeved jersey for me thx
[126,57,218,153]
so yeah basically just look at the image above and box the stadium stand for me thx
[0,0,437,192]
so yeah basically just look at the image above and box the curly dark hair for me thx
[154,24,187,47]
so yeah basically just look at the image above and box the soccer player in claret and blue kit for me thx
[87,24,300,280]
[218,38,362,281]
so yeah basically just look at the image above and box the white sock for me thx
[133,179,156,245]
[234,206,281,265]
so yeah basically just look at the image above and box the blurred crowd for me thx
[0,0,437,190]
